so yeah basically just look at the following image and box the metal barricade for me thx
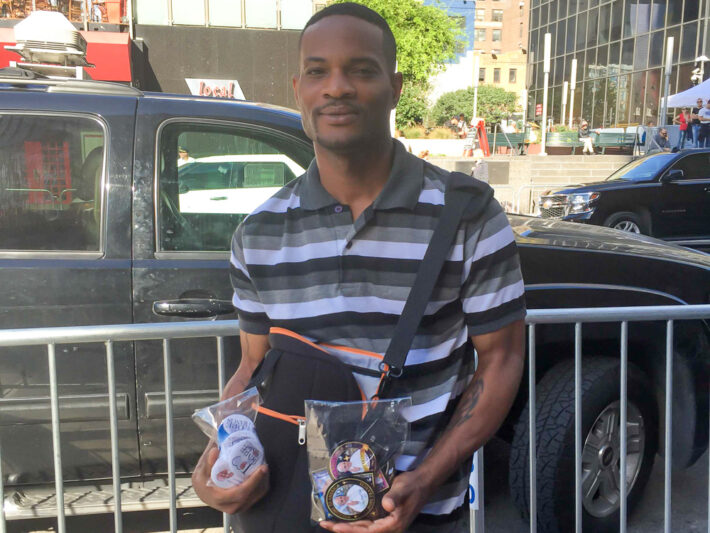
[1,304,710,532]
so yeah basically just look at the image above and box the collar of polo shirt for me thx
[299,140,425,211]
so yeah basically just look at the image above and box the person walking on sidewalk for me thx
[673,108,690,149]
[697,100,710,147]
[691,98,704,147]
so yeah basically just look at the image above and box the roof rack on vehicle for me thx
[0,68,143,96]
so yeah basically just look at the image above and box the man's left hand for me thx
[319,470,431,533]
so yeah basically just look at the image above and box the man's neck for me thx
[314,138,394,220]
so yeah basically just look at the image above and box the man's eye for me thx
[305,68,324,76]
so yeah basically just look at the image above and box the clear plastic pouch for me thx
[192,387,265,488]
[304,398,412,523]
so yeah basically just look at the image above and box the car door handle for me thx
[152,298,235,318]
[210,196,228,200]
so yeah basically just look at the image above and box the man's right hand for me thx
[191,442,269,514]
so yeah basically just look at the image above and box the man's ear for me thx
[391,72,404,109]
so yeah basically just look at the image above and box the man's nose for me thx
[323,69,355,99]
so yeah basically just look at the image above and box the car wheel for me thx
[509,357,658,533]
[603,212,647,234]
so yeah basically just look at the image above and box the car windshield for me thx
[605,153,675,182]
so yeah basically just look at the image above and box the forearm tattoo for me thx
[449,378,484,429]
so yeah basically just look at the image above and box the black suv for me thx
[539,149,710,251]
[1,69,710,533]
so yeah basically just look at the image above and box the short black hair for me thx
[299,2,397,73]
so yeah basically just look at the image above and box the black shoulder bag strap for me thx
[375,173,493,399]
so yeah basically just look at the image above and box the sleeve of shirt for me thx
[230,224,271,335]
[461,199,526,337]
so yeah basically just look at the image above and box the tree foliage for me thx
[431,86,519,126]
[330,0,464,84]
[395,82,430,128]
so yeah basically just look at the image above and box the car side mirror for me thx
[661,169,683,183]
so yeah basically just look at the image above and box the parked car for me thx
[1,67,710,533]
[538,149,710,252]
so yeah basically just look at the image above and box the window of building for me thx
[136,0,169,25]
[172,0,206,26]
[476,8,485,22]
[281,0,313,29]
[245,0,277,28]
[492,29,502,42]
[475,28,487,41]
[492,49,501,55]
[509,68,517,84]
[492,9,503,22]
[157,123,312,252]
[209,0,243,26]
[479,67,486,82]
[494,68,501,83]
[0,114,106,252]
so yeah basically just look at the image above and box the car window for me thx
[668,153,710,180]
[0,113,105,252]
[158,122,312,252]
[606,153,675,182]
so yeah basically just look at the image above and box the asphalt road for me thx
[9,439,708,532]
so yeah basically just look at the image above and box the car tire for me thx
[603,211,648,234]
[509,357,658,533]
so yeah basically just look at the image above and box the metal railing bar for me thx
[471,447,485,533]
[620,321,628,533]
[664,320,673,533]
[47,343,66,533]
[105,340,123,533]
[216,336,229,533]
[163,339,177,533]
[528,324,537,533]
[0,306,708,348]
[527,305,710,324]
[574,323,582,533]
[0,320,242,347]
[0,433,5,533]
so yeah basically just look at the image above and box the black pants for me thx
[698,126,710,147]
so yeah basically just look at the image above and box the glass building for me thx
[527,0,710,128]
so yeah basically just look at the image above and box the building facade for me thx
[426,0,529,110]
[527,0,710,128]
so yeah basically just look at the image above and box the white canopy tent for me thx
[664,77,710,107]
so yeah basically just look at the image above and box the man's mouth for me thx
[319,106,359,125]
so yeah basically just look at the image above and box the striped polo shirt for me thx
[230,140,526,518]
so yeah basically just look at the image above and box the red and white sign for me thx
[535,103,543,117]
[186,78,245,100]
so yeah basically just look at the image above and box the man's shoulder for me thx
[239,175,304,230]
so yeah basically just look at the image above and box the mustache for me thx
[315,102,361,114]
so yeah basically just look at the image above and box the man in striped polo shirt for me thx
[192,3,526,532]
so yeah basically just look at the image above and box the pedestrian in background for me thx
[578,119,595,155]
[673,108,690,149]
[649,128,671,152]
[697,100,710,147]
[691,98,703,147]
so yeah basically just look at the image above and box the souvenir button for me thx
[334,205,343,213]
[324,477,376,521]
[329,441,376,479]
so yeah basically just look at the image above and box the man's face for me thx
[698,99,704,107]
[706,101,710,109]
[293,15,403,153]
[179,150,188,160]
[660,129,668,137]
[334,495,349,506]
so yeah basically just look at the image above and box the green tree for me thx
[431,86,519,126]
[395,81,430,128]
[331,0,464,84]
[330,0,465,127]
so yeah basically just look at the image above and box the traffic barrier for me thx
[1,304,710,532]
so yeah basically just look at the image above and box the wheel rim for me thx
[612,220,641,233]
[581,401,645,518]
